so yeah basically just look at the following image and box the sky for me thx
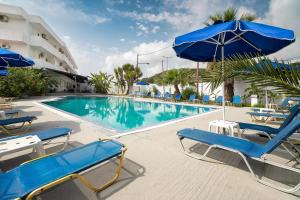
[0,0,299,77]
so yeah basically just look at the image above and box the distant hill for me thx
[141,68,207,84]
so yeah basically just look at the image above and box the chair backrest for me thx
[203,95,209,102]
[164,92,170,98]
[156,91,161,97]
[216,96,223,103]
[232,95,241,104]
[279,104,300,129]
[176,93,181,100]
[263,116,300,154]
[281,97,291,107]
[189,94,196,101]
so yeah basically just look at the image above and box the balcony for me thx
[30,36,76,70]
[30,36,63,59]
[34,59,63,71]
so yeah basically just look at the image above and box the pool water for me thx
[43,96,215,132]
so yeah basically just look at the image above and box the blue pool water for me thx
[43,96,215,132]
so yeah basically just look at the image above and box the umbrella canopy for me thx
[173,20,295,120]
[0,69,9,76]
[0,48,34,67]
[136,81,149,86]
[173,20,295,61]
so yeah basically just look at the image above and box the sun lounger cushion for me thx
[0,116,36,126]
[178,129,266,158]
[0,128,71,142]
[0,140,124,199]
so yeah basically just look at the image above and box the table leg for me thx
[35,142,45,156]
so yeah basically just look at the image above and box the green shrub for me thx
[0,68,57,97]
[152,85,159,95]
[181,87,195,100]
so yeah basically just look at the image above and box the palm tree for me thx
[89,71,113,94]
[121,63,143,94]
[114,67,126,94]
[204,7,256,101]
[163,69,190,94]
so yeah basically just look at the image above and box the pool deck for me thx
[1,96,299,200]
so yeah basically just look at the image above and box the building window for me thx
[0,15,9,22]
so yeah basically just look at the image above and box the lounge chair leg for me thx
[178,136,215,160]
[179,136,300,194]
[240,154,300,193]
[60,131,71,151]
[1,121,32,135]
[25,146,127,200]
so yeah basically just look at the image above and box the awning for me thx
[46,68,88,83]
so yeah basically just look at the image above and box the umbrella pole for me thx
[265,90,268,108]
[222,45,225,121]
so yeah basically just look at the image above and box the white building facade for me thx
[0,4,86,92]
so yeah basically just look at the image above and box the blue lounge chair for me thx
[216,96,223,104]
[202,95,210,104]
[240,104,300,137]
[0,139,127,199]
[1,109,20,116]
[0,116,37,135]
[247,111,289,122]
[232,95,241,106]
[155,91,161,98]
[0,127,72,151]
[175,93,181,101]
[189,94,196,102]
[177,116,300,193]
[164,92,172,100]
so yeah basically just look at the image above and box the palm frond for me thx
[223,7,237,21]
[202,55,300,96]
[240,13,256,21]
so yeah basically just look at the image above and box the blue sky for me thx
[0,0,299,76]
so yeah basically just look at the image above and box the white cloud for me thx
[263,0,300,61]
[0,0,110,25]
[63,35,106,76]
[120,38,126,42]
[152,25,160,34]
[104,40,203,77]
[136,22,149,35]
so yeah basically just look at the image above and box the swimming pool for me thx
[43,96,216,132]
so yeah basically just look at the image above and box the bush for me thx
[181,87,195,100]
[152,85,159,95]
[0,68,57,97]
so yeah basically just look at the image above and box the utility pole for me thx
[161,59,165,95]
[136,54,139,68]
[163,56,171,70]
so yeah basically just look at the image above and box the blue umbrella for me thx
[173,20,295,120]
[0,48,34,67]
[136,81,149,86]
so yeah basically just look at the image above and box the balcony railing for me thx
[30,36,76,70]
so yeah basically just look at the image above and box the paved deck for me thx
[0,97,299,200]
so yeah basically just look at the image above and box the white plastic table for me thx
[208,120,240,137]
[0,135,45,158]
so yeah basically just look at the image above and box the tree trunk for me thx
[224,79,234,101]
[174,84,180,94]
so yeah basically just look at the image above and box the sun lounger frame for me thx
[178,134,300,193]
[14,139,127,200]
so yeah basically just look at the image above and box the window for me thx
[0,15,9,22]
